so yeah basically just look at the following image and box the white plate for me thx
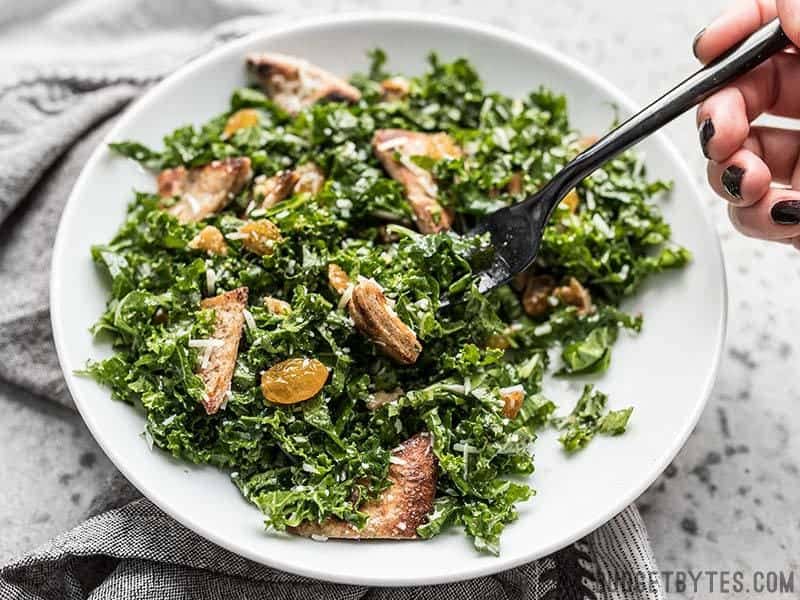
[50,13,726,586]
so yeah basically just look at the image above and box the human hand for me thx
[694,0,800,250]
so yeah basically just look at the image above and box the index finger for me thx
[694,0,778,63]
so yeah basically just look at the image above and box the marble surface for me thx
[1,1,799,598]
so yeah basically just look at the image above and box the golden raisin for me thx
[561,189,580,213]
[222,108,260,139]
[486,334,511,350]
[188,225,228,256]
[327,263,351,295]
[264,296,291,315]
[261,358,329,405]
[501,388,525,419]
[239,219,282,256]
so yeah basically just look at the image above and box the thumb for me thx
[777,0,800,47]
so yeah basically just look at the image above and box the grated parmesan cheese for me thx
[376,136,408,152]
[453,442,479,453]
[219,389,232,412]
[188,338,224,349]
[592,213,614,238]
[493,127,511,151]
[370,209,403,221]
[338,283,355,309]
[441,384,466,395]
[499,384,525,396]
[205,266,216,295]
[533,323,552,336]
[242,309,256,332]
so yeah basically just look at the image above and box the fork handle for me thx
[529,18,790,212]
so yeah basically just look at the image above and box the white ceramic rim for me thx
[50,11,728,586]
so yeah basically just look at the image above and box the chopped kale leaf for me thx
[90,50,687,554]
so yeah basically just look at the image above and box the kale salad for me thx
[87,50,690,554]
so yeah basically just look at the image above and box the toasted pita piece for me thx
[197,287,248,415]
[290,432,437,539]
[246,53,361,115]
[293,162,325,195]
[188,225,228,256]
[372,129,460,234]
[158,157,252,224]
[253,170,299,210]
[222,108,260,139]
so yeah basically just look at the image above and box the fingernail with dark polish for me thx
[771,200,800,225]
[721,165,744,200]
[699,118,715,159]
[693,28,706,58]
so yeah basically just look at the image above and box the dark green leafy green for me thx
[552,385,634,452]
[90,51,688,554]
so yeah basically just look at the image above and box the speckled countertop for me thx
[1,1,798,598]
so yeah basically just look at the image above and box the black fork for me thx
[441,18,789,307]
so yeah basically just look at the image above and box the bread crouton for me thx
[253,170,299,210]
[197,287,248,414]
[290,432,437,539]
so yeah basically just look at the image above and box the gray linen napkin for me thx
[0,2,665,599]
